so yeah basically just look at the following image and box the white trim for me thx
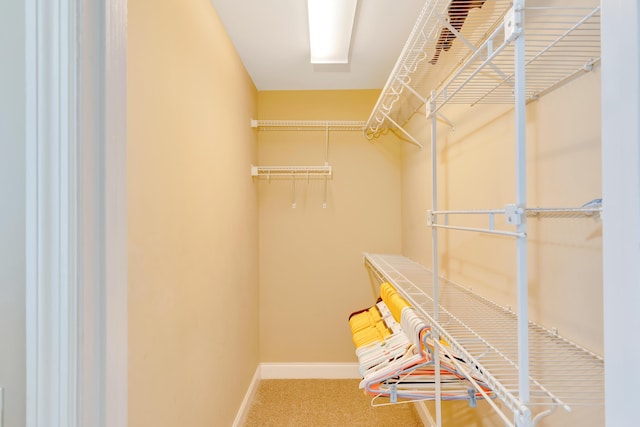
[25,0,128,426]
[231,366,262,427]
[103,0,128,425]
[601,1,640,426]
[25,0,79,425]
[1,387,4,427]
[259,363,360,379]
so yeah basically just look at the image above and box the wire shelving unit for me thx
[365,0,601,144]
[365,253,604,426]
[360,1,603,426]
[252,120,363,208]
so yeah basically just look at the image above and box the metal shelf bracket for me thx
[427,209,435,226]
[505,5,524,42]
[505,204,525,226]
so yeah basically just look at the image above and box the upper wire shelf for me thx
[251,165,332,178]
[526,206,602,219]
[364,253,604,425]
[365,0,601,140]
[252,119,365,132]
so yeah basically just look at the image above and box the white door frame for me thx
[25,1,127,426]
[601,2,640,426]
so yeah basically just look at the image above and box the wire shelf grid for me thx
[365,0,512,139]
[365,0,601,140]
[364,253,604,422]
[250,165,332,178]
[432,4,601,109]
[254,120,365,132]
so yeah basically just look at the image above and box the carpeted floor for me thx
[242,379,424,427]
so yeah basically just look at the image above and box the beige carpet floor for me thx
[242,379,423,427]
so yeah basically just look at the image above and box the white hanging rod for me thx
[251,119,365,131]
[251,165,332,178]
[431,223,525,238]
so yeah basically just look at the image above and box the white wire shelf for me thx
[432,207,602,218]
[430,3,601,111]
[365,0,601,140]
[526,206,602,219]
[251,165,332,178]
[364,253,604,424]
[252,119,365,132]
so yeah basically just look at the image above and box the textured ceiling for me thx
[209,0,426,91]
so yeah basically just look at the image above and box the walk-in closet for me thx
[6,0,636,426]
[124,0,636,425]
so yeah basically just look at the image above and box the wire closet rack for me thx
[365,0,601,146]
[252,120,366,208]
[252,119,365,132]
[359,0,603,426]
[365,253,604,426]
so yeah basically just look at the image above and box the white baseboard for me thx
[260,362,360,379]
[232,365,262,427]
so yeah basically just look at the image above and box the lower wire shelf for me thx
[364,253,604,425]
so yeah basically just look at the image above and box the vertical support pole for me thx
[323,175,328,209]
[324,123,329,165]
[429,92,442,427]
[324,123,329,208]
[512,1,530,425]
[291,178,297,209]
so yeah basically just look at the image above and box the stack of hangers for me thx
[348,282,407,349]
[348,282,493,405]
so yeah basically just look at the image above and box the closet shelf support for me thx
[380,112,423,149]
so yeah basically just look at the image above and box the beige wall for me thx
[0,0,25,426]
[127,1,259,425]
[401,67,602,425]
[257,90,402,362]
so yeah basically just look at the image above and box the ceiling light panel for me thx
[307,0,358,64]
